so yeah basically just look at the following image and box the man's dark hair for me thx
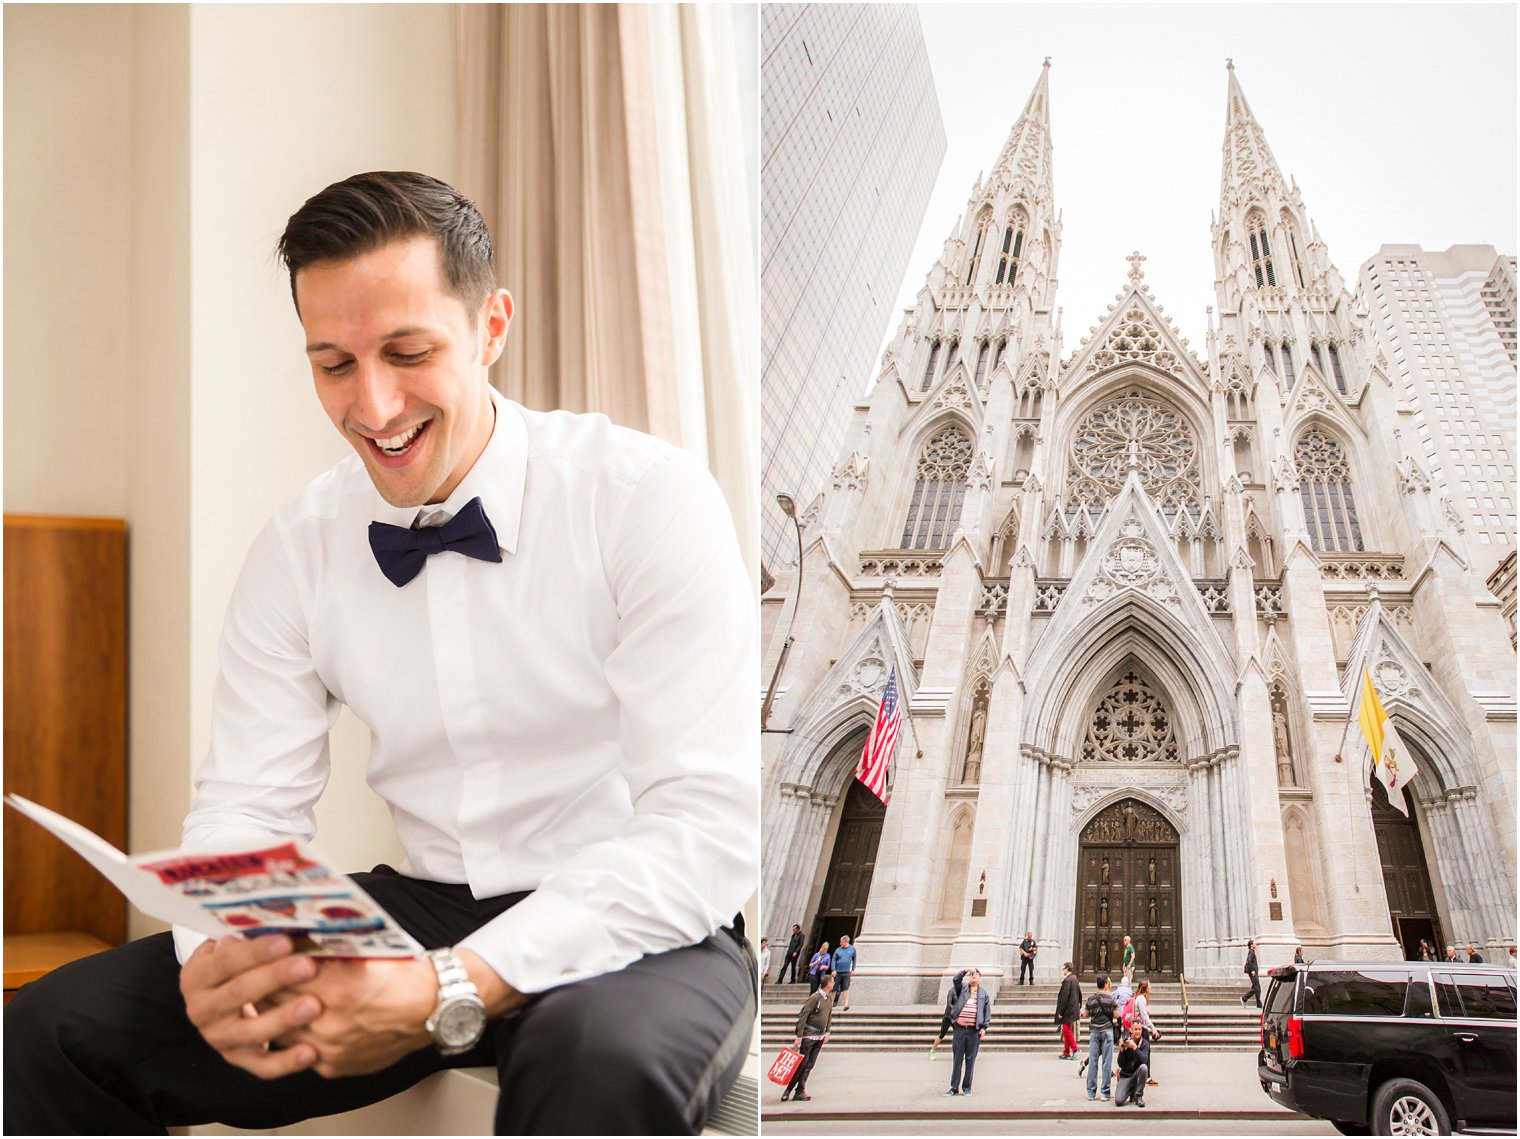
[276,171,495,313]
[1096,973,1110,989]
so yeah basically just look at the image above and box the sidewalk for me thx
[763,1048,1300,1124]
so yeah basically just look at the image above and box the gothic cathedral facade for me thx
[760,64,1516,1000]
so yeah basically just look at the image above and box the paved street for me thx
[765,1119,1338,1135]
[763,1048,1303,1130]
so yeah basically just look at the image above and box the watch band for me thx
[425,947,487,1055]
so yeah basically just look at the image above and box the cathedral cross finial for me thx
[1126,251,1147,282]
[1043,56,1051,68]
[1226,57,1234,70]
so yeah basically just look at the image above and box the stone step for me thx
[760,1004,1263,1051]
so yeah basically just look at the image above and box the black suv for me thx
[1257,960,1516,1135]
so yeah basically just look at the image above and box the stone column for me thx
[1186,760,1213,951]
[766,787,839,949]
[1034,759,1075,961]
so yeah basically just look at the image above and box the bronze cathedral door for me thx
[1074,798,1181,978]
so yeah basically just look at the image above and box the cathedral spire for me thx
[992,58,1053,193]
[1220,62,1288,206]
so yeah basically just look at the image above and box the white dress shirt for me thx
[175,390,758,994]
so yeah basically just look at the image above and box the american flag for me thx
[857,667,901,804]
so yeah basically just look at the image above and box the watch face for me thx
[437,999,487,1047]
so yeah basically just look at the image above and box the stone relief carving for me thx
[843,653,888,698]
[1080,670,1181,765]
[1083,519,1179,608]
[831,452,870,492]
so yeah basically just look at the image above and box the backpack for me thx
[1118,995,1135,1029]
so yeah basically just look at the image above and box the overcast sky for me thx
[882,3,1518,363]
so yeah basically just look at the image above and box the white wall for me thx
[5,4,456,936]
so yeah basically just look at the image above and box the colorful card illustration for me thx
[5,794,423,958]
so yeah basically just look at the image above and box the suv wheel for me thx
[1370,1078,1451,1136]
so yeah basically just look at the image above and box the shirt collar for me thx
[367,387,525,556]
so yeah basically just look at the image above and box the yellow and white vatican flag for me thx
[1356,668,1418,815]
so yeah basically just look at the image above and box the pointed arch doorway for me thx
[810,779,884,953]
[1074,798,1182,978]
[1370,773,1443,960]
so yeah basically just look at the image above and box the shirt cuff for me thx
[456,887,630,995]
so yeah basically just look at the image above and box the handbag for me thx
[767,1047,804,1085]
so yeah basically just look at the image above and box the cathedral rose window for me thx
[1067,389,1200,515]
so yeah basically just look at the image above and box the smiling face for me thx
[297,236,511,508]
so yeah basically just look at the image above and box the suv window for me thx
[1300,970,1409,1016]
[1434,972,1517,1020]
[1263,975,1295,1017]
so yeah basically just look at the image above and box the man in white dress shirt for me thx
[4,172,758,1135]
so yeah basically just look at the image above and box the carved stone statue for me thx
[1099,896,1109,925]
[1101,857,1111,884]
[1148,941,1159,971]
[1147,856,1157,885]
[1148,897,1158,926]
[963,705,987,783]
[1122,801,1139,843]
[1098,939,1109,970]
[1273,708,1295,786]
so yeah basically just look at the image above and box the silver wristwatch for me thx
[424,948,488,1055]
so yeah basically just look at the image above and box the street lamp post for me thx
[761,493,804,730]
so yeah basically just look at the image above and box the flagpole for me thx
[903,697,924,759]
[1339,667,1369,894]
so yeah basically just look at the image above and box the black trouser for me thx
[778,951,800,984]
[1019,956,1035,984]
[783,1037,823,1097]
[4,868,756,1136]
[1242,973,1261,1007]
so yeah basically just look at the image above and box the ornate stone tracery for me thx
[1067,389,1200,514]
[1081,669,1181,765]
[1294,427,1363,552]
[901,425,973,549]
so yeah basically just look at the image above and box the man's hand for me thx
[277,947,528,1079]
[179,935,323,1079]
[273,955,437,1078]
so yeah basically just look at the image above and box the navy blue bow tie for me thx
[368,496,503,587]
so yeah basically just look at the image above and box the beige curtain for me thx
[454,4,759,579]
[455,4,679,440]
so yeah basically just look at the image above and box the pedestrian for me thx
[1113,1021,1150,1108]
[1121,934,1136,985]
[832,935,857,1010]
[934,968,990,1097]
[1132,977,1162,1086]
[1466,944,1484,964]
[1241,939,1261,1008]
[1293,945,1306,966]
[779,924,804,984]
[1508,945,1517,969]
[807,942,832,994]
[1054,960,1082,1059]
[782,972,834,1102]
[1416,939,1434,962]
[1445,945,1460,963]
[1081,972,1117,1101]
[1111,973,1133,1028]
[1019,931,1038,984]
[759,937,772,984]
